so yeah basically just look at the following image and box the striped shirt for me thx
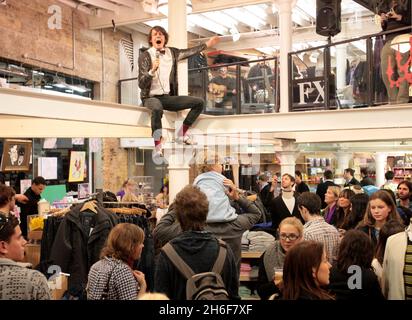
[303,216,340,263]
[404,238,412,300]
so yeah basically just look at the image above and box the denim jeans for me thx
[143,95,204,137]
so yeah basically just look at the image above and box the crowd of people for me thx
[1,15,412,300]
[1,157,412,301]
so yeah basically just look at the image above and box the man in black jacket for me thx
[138,26,219,156]
[343,168,361,187]
[269,174,304,233]
[360,167,375,186]
[295,170,310,194]
[316,170,337,209]
[16,176,46,239]
[154,185,239,300]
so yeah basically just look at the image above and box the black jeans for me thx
[143,95,204,137]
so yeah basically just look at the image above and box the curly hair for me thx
[175,185,209,231]
[336,230,373,273]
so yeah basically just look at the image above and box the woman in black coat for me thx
[327,230,384,300]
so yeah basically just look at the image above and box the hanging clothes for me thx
[222,164,234,181]
[116,213,155,291]
[49,203,118,299]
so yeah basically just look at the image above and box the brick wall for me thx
[102,138,128,193]
[0,0,129,103]
[0,1,141,190]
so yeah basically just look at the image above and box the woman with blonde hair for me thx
[117,178,136,200]
[87,223,147,300]
[257,217,304,299]
[323,186,340,225]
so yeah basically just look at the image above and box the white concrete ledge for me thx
[0,88,176,131]
[195,104,412,134]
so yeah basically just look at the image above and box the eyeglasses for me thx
[279,233,300,241]
[0,214,10,232]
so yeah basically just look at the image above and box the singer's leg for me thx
[159,95,204,143]
[144,97,164,154]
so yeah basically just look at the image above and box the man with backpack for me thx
[154,185,239,300]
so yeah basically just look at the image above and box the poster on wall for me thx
[68,151,86,182]
[38,157,58,180]
[78,183,90,199]
[0,139,32,172]
[20,179,32,194]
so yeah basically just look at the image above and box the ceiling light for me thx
[188,14,227,35]
[158,0,192,16]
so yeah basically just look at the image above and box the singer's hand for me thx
[206,36,220,48]
[151,59,160,73]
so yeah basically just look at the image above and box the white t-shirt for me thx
[282,196,295,215]
[148,47,173,96]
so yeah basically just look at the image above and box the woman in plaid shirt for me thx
[87,223,147,300]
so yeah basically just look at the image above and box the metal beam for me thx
[79,0,120,13]
[211,20,380,51]
[108,0,137,9]
[89,0,271,29]
[58,0,95,15]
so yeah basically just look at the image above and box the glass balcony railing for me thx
[119,57,279,115]
[119,28,410,114]
[288,27,412,111]
[188,57,279,115]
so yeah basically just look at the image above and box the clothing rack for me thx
[102,201,151,217]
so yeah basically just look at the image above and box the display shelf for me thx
[240,275,255,282]
[241,251,263,259]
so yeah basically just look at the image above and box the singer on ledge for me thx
[138,25,220,157]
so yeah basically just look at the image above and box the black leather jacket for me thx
[138,43,207,100]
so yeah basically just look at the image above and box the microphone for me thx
[155,50,160,60]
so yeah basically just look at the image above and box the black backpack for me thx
[161,240,230,300]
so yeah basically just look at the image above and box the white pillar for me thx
[278,151,297,177]
[168,0,188,95]
[336,45,347,91]
[165,146,194,202]
[375,152,387,187]
[336,151,352,176]
[274,0,296,113]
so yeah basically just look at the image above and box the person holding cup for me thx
[257,217,303,300]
